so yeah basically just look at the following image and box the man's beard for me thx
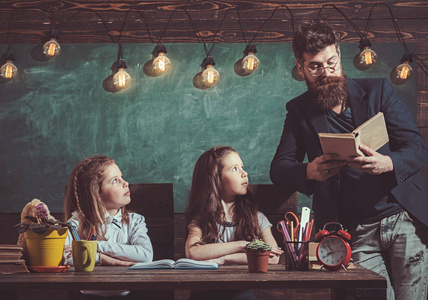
[306,73,349,111]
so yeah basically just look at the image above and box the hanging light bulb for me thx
[0,52,18,79]
[359,48,377,65]
[152,44,171,76]
[113,59,131,89]
[355,38,377,70]
[242,44,260,75]
[202,65,220,87]
[201,56,220,88]
[390,53,413,85]
[43,31,61,58]
[396,63,412,80]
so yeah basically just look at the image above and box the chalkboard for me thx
[0,43,416,213]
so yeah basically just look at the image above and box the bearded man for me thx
[270,20,428,300]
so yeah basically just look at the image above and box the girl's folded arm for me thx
[97,240,153,262]
[98,215,154,262]
[185,225,247,261]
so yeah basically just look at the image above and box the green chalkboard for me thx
[0,43,416,213]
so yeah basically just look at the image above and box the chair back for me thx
[248,184,297,248]
[127,183,174,261]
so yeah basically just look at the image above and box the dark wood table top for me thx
[0,264,386,291]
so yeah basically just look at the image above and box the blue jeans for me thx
[350,211,428,300]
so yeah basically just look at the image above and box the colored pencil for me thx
[87,228,95,241]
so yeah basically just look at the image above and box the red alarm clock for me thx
[315,222,352,271]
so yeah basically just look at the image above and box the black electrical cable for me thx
[185,8,230,57]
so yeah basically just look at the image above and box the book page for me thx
[129,259,175,269]
[318,112,388,160]
[354,112,389,151]
[318,133,361,160]
[175,258,219,269]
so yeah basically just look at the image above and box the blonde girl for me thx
[64,155,153,265]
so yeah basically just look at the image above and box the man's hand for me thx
[347,144,393,175]
[306,154,346,181]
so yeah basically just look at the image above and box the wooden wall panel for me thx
[418,92,428,128]
[416,41,428,129]
[0,1,427,44]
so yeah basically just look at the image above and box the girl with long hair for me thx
[63,155,153,298]
[185,146,282,265]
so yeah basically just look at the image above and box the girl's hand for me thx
[239,240,249,251]
[63,245,72,259]
[270,246,284,256]
[268,253,280,264]
[100,253,135,266]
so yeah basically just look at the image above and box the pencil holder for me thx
[283,241,310,271]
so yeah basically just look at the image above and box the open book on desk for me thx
[129,258,219,270]
[318,112,389,161]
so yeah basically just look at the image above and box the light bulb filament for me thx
[364,51,372,65]
[152,53,170,75]
[241,52,259,74]
[5,65,13,78]
[207,69,214,84]
[158,58,166,71]
[118,73,126,87]
[400,65,409,79]
[246,56,254,71]
[201,64,219,87]
[48,43,56,56]
[113,67,131,89]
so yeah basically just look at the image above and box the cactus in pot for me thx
[244,239,272,252]
[244,239,272,273]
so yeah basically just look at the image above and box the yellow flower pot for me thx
[24,227,68,266]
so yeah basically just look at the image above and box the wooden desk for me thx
[0,264,386,300]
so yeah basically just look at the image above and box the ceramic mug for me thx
[72,240,97,272]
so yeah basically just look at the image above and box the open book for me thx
[318,112,389,161]
[129,258,219,270]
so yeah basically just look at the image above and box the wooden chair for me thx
[127,183,174,261]
[248,184,297,249]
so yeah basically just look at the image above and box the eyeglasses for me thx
[304,59,341,77]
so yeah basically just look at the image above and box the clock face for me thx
[317,236,351,268]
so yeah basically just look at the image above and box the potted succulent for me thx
[244,239,272,273]
[14,199,69,267]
